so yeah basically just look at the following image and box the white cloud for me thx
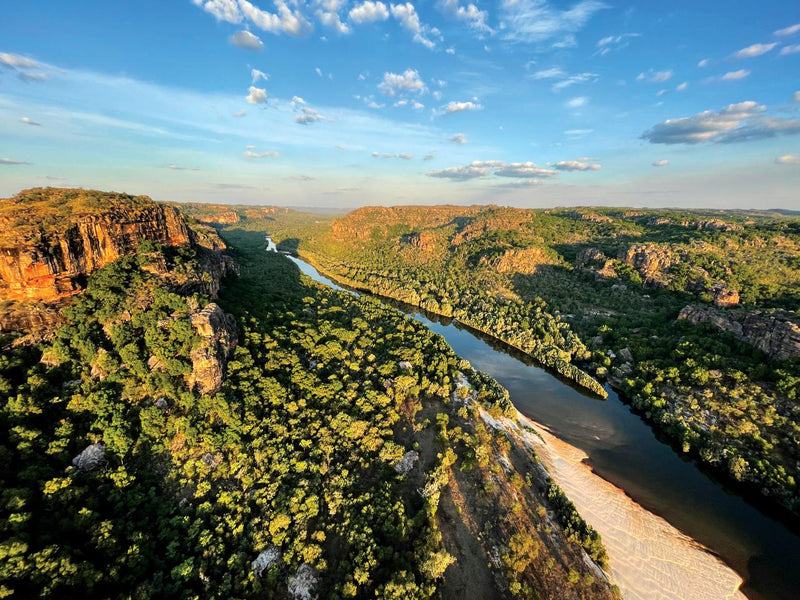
[565,129,593,136]
[423,152,436,161]
[500,0,607,45]
[371,151,413,159]
[676,81,688,92]
[721,69,750,81]
[238,0,311,36]
[246,86,269,104]
[495,162,557,178]
[776,154,800,165]
[295,107,326,124]
[566,96,587,108]
[652,159,669,167]
[698,58,710,68]
[449,133,467,144]
[774,23,800,37]
[0,52,41,69]
[438,0,491,33]
[780,44,800,56]
[167,163,201,171]
[641,101,800,144]
[595,32,639,55]
[553,160,600,171]
[637,69,673,83]
[244,146,280,158]
[390,3,438,49]
[442,100,482,114]
[20,117,42,126]
[0,158,32,165]
[316,67,323,77]
[412,101,424,110]
[349,1,389,23]
[735,42,777,58]
[427,164,488,180]
[378,69,426,96]
[192,0,242,23]
[291,95,306,107]
[315,0,351,34]
[251,68,268,83]
[230,30,264,50]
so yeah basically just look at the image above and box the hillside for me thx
[236,203,800,514]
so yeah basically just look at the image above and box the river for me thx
[287,255,800,600]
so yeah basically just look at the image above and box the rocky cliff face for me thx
[618,244,677,287]
[188,303,238,394]
[678,305,800,360]
[0,189,191,302]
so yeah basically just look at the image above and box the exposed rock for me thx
[72,443,106,471]
[575,247,617,279]
[618,244,676,287]
[189,303,238,394]
[678,306,800,360]
[401,231,437,251]
[619,347,634,363]
[287,563,318,600]
[398,360,413,371]
[648,217,671,226]
[482,246,559,275]
[195,210,240,225]
[0,189,192,303]
[711,284,739,307]
[393,450,419,475]
[696,219,741,232]
[154,397,169,410]
[252,547,281,577]
[0,300,65,335]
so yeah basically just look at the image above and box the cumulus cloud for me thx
[245,86,269,104]
[442,100,482,114]
[349,0,389,23]
[500,0,606,46]
[495,162,557,178]
[295,107,326,124]
[641,101,800,144]
[423,152,436,161]
[637,69,673,83]
[735,42,777,58]
[378,69,426,96]
[20,117,41,126]
[238,0,311,36]
[553,160,600,171]
[0,158,32,165]
[315,0,351,34]
[449,133,467,144]
[438,0,491,33]
[780,44,800,56]
[251,68,268,83]
[774,23,800,37]
[776,154,800,165]
[390,2,439,49]
[721,69,750,81]
[230,30,264,50]
[652,159,669,167]
[427,164,489,180]
[193,0,242,22]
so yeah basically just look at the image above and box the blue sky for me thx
[1,0,799,208]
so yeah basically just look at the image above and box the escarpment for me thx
[0,188,238,335]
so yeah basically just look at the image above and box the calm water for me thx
[288,255,800,600]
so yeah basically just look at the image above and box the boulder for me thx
[72,443,106,471]
[189,303,238,394]
[288,563,318,600]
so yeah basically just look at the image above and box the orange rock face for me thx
[0,189,191,302]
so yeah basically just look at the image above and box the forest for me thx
[0,196,615,599]
[202,203,800,514]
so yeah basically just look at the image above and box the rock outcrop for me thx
[484,246,558,274]
[618,244,676,287]
[188,303,238,394]
[678,306,800,360]
[0,188,191,302]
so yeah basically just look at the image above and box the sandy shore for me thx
[519,415,748,600]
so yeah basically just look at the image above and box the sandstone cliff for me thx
[678,305,800,360]
[0,188,191,302]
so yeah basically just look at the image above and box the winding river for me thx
[287,255,800,600]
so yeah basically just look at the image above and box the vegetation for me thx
[1,214,613,599]
[208,203,800,513]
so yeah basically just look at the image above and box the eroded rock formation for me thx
[188,303,238,394]
[678,305,800,360]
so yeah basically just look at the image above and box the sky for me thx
[1,0,799,208]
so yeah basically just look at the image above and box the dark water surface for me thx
[289,255,800,600]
